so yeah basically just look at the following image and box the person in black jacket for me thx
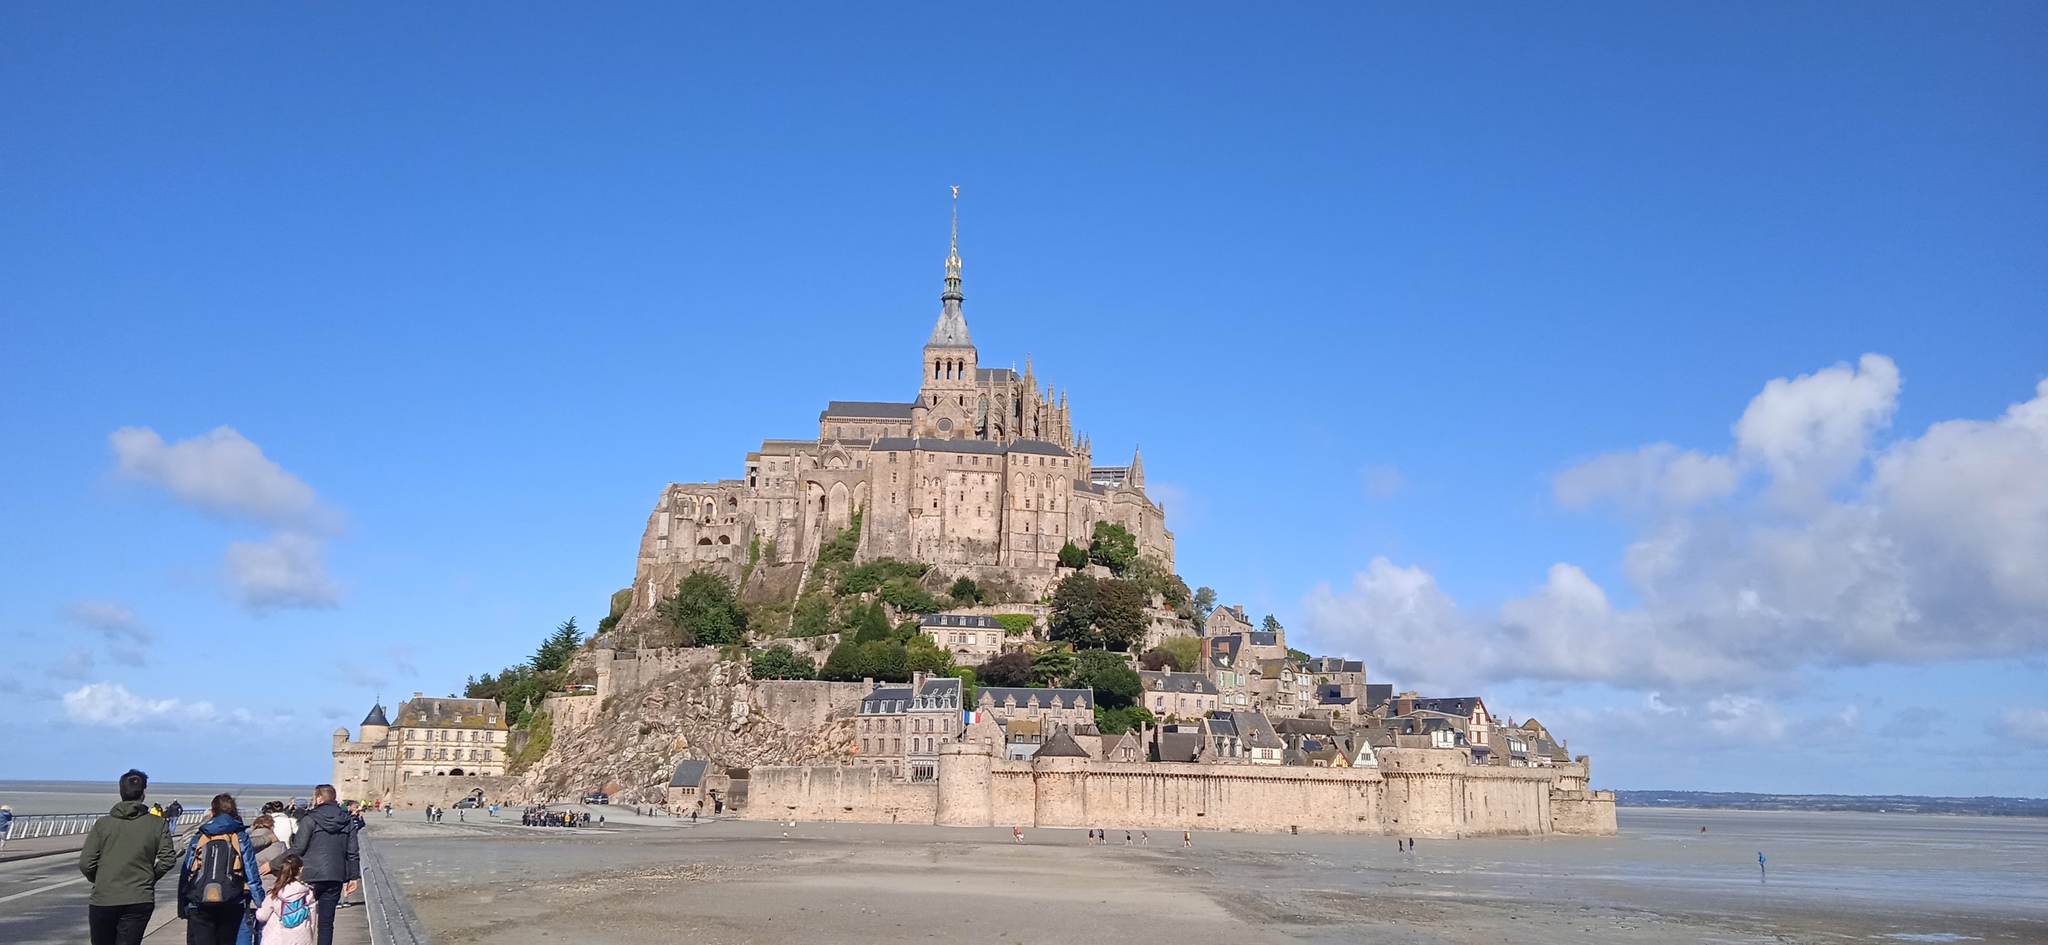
[285,785,359,945]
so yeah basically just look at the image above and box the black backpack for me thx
[186,832,247,907]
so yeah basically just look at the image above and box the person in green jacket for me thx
[79,768,177,945]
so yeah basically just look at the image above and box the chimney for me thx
[913,670,928,689]
[863,677,875,689]
[413,692,423,700]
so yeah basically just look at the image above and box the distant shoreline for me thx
[1617,790,2048,817]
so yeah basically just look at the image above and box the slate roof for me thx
[976,367,1019,383]
[979,687,1093,711]
[1304,657,1365,674]
[1035,728,1092,758]
[669,759,709,788]
[395,697,506,729]
[1215,710,1283,749]
[922,613,1006,629]
[860,685,913,714]
[361,704,389,727]
[1206,636,1240,669]
[1154,731,1204,763]
[821,401,917,420]
[1415,697,1486,718]
[1273,718,1338,737]
[1004,439,1072,456]
[1138,670,1218,695]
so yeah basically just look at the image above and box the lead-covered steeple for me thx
[928,186,973,348]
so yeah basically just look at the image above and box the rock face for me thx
[523,652,865,804]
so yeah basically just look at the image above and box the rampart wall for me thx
[749,745,1615,837]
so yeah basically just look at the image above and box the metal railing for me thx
[5,810,205,841]
[360,832,433,945]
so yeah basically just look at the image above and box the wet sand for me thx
[379,808,2048,945]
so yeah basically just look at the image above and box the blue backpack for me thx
[280,893,311,929]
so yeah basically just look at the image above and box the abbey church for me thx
[619,205,1173,623]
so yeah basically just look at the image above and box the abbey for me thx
[620,208,1172,620]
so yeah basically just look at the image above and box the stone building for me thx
[619,204,1174,629]
[921,613,1010,663]
[973,687,1094,729]
[1137,669,1220,719]
[331,693,512,801]
[855,673,964,780]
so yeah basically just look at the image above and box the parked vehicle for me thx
[453,796,483,809]
[581,792,610,805]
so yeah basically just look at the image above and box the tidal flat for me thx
[378,807,2047,945]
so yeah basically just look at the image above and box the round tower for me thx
[358,703,391,746]
[935,740,994,827]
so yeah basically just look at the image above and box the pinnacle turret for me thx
[927,185,973,348]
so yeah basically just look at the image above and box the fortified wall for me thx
[748,744,1616,837]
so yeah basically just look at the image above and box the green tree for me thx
[1137,647,1179,671]
[1029,648,1074,688]
[658,571,749,646]
[851,603,893,643]
[860,640,909,682]
[1068,649,1130,690]
[1087,521,1138,576]
[1048,573,1101,648]
[904,634,953,675]
[1094,704,1156,735]
[1191,586,1217,624]
[791,594,835,636]
[878,581,942,613]
[1088,661,1143,710]
[1287,647,1312,664]
[1056,540,1089,570]
[948,576,983,604]
[976,651,1035,688]
[818,640,866,681]
[949,666,979,705]
[533,618,582,672]
[750,644,815,680]
[1158,634,1202,673]
[1262,614,1283,633]
[1095,579,1148,651]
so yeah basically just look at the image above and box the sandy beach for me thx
[375,807,2047,945]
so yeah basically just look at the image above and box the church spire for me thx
[1129,446,1145,490]
[927,185,973,348]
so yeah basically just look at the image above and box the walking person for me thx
[1013,825,1023,844]
[250,815,286,893]
[0,804,13,855]
[1182,830,1192,849]
[286,785,359,945]
[79,769,178,945]
[253,854,317,945]
[179,793,265,945]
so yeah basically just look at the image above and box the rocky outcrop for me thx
[522,655,863,804]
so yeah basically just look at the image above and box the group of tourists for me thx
[519,806,598,828]
[76,769,361,945]
[1082,828,1151,845]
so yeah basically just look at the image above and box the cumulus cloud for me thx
[226,533,342,612]
[63,682,216,728]
[110,426,334,530]
[109,426,345,613]
[1305,355,2048,692]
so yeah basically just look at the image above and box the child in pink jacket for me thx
[254,854,317,945]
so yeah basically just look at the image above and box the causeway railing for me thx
[359,831,433,945]
[5,810,206,841]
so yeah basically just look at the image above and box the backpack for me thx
[279,893,311,929]
[186,832,247,907]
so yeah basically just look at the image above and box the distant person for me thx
[265,802,297,849]
[1013,826,1022,844]
[1140,830,1149,845]
[1125,831,1132,846]
[79,768,177,945]
[286,785,360,945]
[1409,837,1416,850]
[250,815,285,893]
[179,793,265,945]
[1182,830,1191,848]
[254,854,316,945]
[164,800,184,827]
[0,804,13,854]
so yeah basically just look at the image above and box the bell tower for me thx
[919,186,979,438]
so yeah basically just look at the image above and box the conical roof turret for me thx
[362,703,389,728]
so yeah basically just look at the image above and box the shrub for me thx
[791,594,835,636]
[839,557,929,595]
[1056,540,1088,570]
[817,511,863,565]
[976,651,1035,688]
[992,613,1036,636]
[750,644,815,680]
[1087,522,1138,576]
[1158,635,1202,673]
[877,580,941,614]
[1094,705,1156,735]
[658,571,749,646]
[948,576,983,604]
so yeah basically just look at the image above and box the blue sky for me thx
[3,4,2044,795]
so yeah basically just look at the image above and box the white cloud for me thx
[64,599,152,641]
[1361,464,1406,500]
[1305,356,2048,692]
[110,426,333,530]
[63,682,215,728]
[109,426,347,613]
[226,533,341,613]
[1990,708,2048,745]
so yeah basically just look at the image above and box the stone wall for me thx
[382,775,528,810]
[750,744,1616,837]
[747,765,938,824]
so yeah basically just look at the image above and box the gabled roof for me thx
[860,686,913,714]
[1215,710,1283,749]
[1154,731,1204,763]
[669,760,709,788]
[1273,718,1338,737]
[821,401,918,420]
[922,613,1006,629]
[1036,728,1092,758]
[1138,670,1218,695]
[395,697,505,730]
[978,687,1092,711]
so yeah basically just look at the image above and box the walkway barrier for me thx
[6,810,205,840]
[359,832,433,945]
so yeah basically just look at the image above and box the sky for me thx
[2,4,2044,796]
